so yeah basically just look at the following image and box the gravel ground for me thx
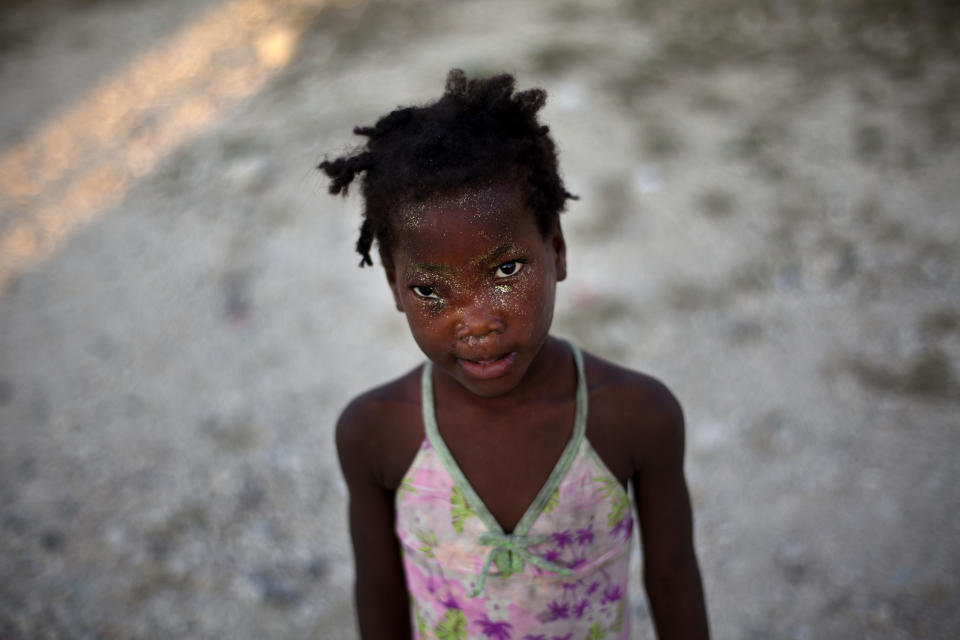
[1,0,959,638]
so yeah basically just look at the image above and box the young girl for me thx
[321,70,709,640]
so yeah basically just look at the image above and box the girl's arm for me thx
[633,384,710,640]
[337,402,413,640]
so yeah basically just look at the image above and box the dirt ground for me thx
[1,0,958,638]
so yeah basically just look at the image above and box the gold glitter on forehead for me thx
[392,180,527,235]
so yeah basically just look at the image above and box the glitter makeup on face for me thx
[395,182,517,237]
[384,180,564,396]
[403,258,534,321]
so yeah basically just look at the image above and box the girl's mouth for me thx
[456,351,517,380]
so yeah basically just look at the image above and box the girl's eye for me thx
[495,261,524,278]
[411,285,440,300]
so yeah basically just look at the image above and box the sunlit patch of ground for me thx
[0,0,355,293]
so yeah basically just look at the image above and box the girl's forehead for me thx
[393,183,536,243]
[389,183,543,267]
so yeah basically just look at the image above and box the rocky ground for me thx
[1,0,958,638]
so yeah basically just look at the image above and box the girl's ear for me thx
[384,265,404,312]
[551,227,567,282]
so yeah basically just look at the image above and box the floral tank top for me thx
[395,344,634,640]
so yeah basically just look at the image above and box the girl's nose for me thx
[456,299,505,342]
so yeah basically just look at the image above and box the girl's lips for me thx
[456,351,518,380]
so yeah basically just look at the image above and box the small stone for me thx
[250,568,304,608]
[237,478,265,511]
[867,601,893,628]
[775,543,810,584]
[17,457,35,479]
[307,557,327,580]
[41,528,64,551]
[148,537,170,560]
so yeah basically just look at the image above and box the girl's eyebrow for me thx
[408,263,455,276]
[477,243,519,265]
[409,243,521,275]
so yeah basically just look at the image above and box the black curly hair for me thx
[319,69,576,267]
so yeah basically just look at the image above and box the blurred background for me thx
[1,0,958,637]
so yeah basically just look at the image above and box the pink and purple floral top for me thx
[395,343,634,640]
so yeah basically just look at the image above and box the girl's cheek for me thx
[498,275,536,313]
[431,297,452,315]
[430,299,463,327]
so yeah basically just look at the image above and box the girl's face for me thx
[385,182,566,398]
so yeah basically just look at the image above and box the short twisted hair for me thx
[319,69,576,266]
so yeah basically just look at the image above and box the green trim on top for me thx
[584,445,631,507]
[421,362,501,535]
[511,342,587,535]
[419,340,588,536]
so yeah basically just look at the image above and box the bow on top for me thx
[468,531,572,598]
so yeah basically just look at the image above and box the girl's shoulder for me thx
[336,364,427,491]
[580,349,685,482]
[581,350,682,418]
[337,364,422,427]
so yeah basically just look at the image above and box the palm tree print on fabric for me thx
[586,621,607,640]
[610,515,632,541]
[414,602,429,638]
[476,615,513,640]
[592,476,629,529]
[553,530,573,549]
[610,601,626,634]
[450,485,475,533]
[542,488,560,514]
[575,524,594,547]
[434,608,468,640]
[415,529,439,559]
[541,600,570,622]
[533,567,627,631]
